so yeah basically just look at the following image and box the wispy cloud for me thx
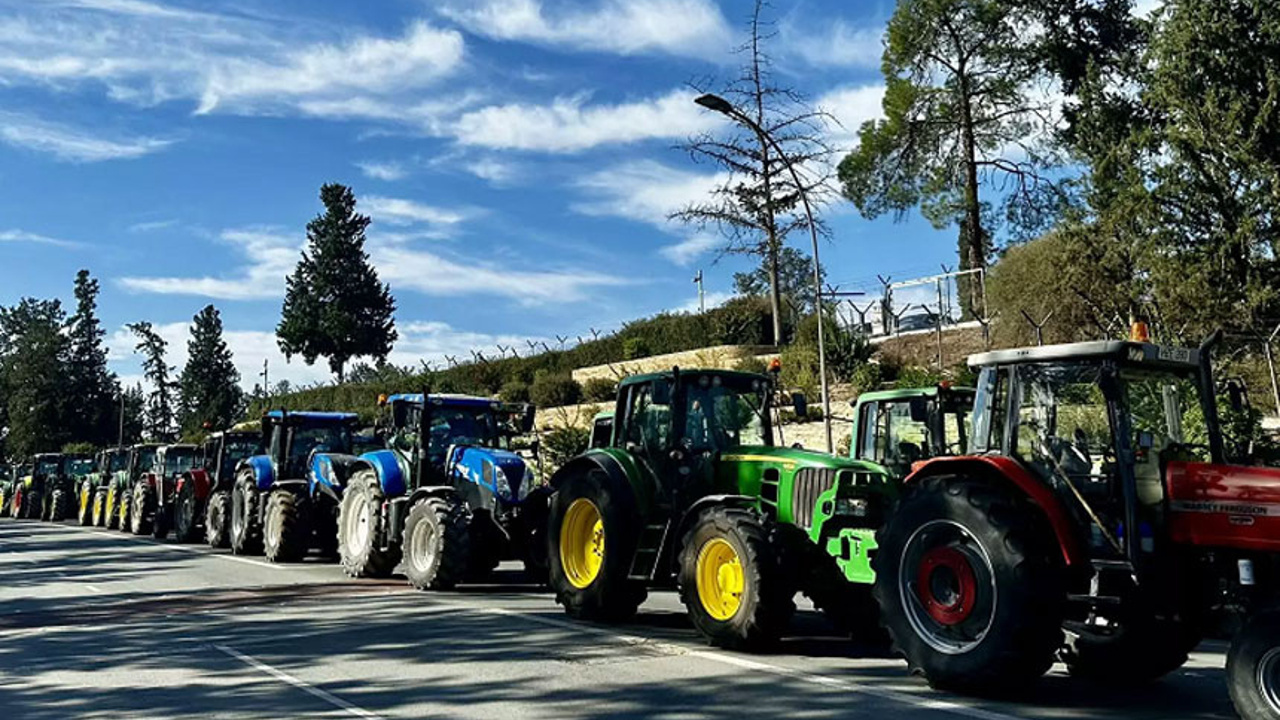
[0,228,78,247]
[781,18,883,69]
[463,157,520,185]
[817,83,887,150]
[0,112,172,162]
[450,89,722,153]
[356,160,408,181]
[362,195,471,229]
[118,226,297,300]
[440,0,732,59]
[660,235,720,266]
[127,218,178,233]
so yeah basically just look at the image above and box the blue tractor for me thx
[336,393,547,590]
[230,411,363,561]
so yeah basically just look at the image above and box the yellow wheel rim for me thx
[106,487,116,517]
[79,488,89,516]
[696,538,745,621]
[560,498,605,589]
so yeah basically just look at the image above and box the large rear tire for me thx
[205,491,232,548]
[263,490,308,563]
[117,487,132,532]
[337,470,400,578]
[49,489,69,522]
[104,486,119,529]
[678,506,795,650]
[402,496,471,591]
[230,474,262,555]
[873,476,1066,695]
[547,470,647,623]
[1228,610,1280,720]
[1065,616,1200,683]
[0,487,9,518]
[173,480,201,543]
[129,482,154,536]
[804,556,888,647]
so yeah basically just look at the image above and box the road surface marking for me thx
[481,607,1023,720]
[213,643,385,720]
[84,584,102,593]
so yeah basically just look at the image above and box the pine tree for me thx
[277,183,397,382]
[0,299,73,456]
[178,305,243,435]
[66,270,117,446]
[127,321,175,441]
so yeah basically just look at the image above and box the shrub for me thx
[542,424,589,471]
[582,377,617,402]
[499,379,530,404]
[732,356,769,374]
[529,372,583,408]
[622,337,651,360]
[779,344,820,400]
[849,362,883,395]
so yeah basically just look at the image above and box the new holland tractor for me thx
[545,367,895,649]
[335,393,542,589]
[872,327,1280,720]
[164,429,262,545]
[127,444,201,538]
[230,411,360,561]
[104,444,160,531]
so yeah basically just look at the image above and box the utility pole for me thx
[693,270,705,314]
[117,391,125,446]
[260,359,269,398]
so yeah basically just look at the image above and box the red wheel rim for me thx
[916,545,978,626]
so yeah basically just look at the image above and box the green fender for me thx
[548,448,655,517]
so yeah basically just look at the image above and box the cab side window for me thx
[623,384,669,457]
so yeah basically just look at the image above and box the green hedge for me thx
[247,295,782,419]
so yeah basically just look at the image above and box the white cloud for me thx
[0,228,78,247]
[127,219,178,233]
[817,83,886,150]
[450,88,723,152]
[0,112,172,162]
[363,195,470,229]
[673,289,732,314]
[660,235,720,266]
[573,160,725,228]
[387,321,549,369]
[356,161,407,181]
[371,244,628,306]
[783,19,883,69]
[463,157,520,185]
[118,227,298,300]
[440,0,732,59]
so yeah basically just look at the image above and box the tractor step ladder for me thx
[628,520,671,580]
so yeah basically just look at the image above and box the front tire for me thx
[337,471,399,578]
[49,489,69,522]
[104,486,119,529]
[77,483,94,526]
[263,490,308,563]
[230,474,262,555]
[547,470,647,623]
[205,491,232,548]
[678,506,795,650]
[402,496,470,591]
[130,482,154,536]
[1229,610,1280,720]
[173,480,201,543]
[92,490,107,527]
[873,476,1065,695]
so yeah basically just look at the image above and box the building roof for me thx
[968,340,1200,370]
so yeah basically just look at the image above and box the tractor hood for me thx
[449,446,532,504]
[719,445,871,471]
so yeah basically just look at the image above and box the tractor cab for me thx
[127,444,161,479]
[65,456,94,479]
[203,431,261,486]
[33,453,63,479]
[378,393,535,482]
[155,445,200,478]
[260,411,358,480]
[588,411,614,449]
[852,385,975,479]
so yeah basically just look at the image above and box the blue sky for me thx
[0,0,969,389]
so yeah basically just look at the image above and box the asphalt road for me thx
[0,520,1239,720]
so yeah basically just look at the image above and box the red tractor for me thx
[873,327,1280,720]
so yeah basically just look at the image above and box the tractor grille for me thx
[791,468,837,530]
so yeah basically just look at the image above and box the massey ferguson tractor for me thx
[545,368,895,649]
[334,393,542,589]
[230,411,361,561]
[128,444,201,538]
[872,327,1280,720]
[165,429,262,545]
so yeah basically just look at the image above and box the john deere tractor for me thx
[105,444,160,531]
[850,385,975,480]
[230,411,360,561]
[335,393,544,589]
[0,463,23,518]
[44,453,92,522]
[10,454,61,520]
[87,448,127,527]
[545,368,894,649]
[167,429,261,545]
[872,328,1280,720]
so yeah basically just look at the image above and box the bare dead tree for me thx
[671,0,835,346]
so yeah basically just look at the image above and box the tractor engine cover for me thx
[449,446,529,504]
[1167,461,1280,552]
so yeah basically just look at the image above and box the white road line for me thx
[482,607,1024,720]
[83,584,102,593]
[213,643,385,720]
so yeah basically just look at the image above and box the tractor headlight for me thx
[835,497,871,518]
[518,467,534,501]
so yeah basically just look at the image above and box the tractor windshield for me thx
[289,425,353,464]
[681,373,770,451]
[109,452,128,472]
[1119,368,1212,462]
[67,459,94,476]
[35,459,60,475]
[427,407,502,455]
[134,449,157,473]
[1012,363,1115,490]
[164,450,199,475]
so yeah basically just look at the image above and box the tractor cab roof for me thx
[854,385,976,406]
[263,410,359,425]
[968,340,1201,372]
[386,393,502,409]
[129,443,162,451]
[209,429,259,441]
[33,453,63,460]
[619,368,768,388]
[160,444,199,453]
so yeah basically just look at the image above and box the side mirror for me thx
[1227,381,1247,413]
[653,379,672,406]
[909,397,929,423]
[792,392,808,418]
[521,404,537,433]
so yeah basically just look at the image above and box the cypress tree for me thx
[178,305,243,435]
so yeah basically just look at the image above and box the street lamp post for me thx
[694,93,833,453]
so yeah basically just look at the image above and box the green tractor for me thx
[0,463,22,518]
[850,384,975,480]
[545,368,894,649]
[10,454,62,520]
[43,453,93,522]
[104,444,160,531]
[85,448,127,527]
